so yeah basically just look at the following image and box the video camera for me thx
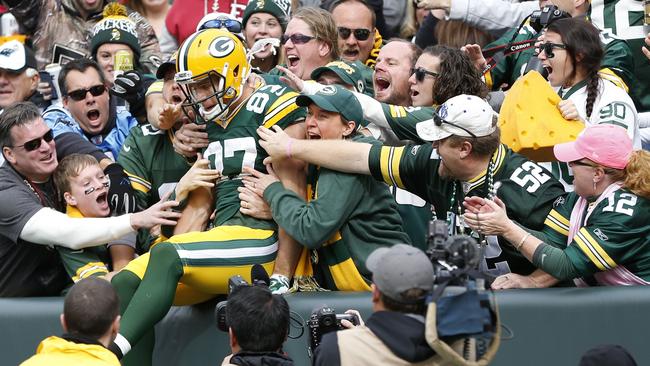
[214,264,270,332]
[426,220,482,286]
[307,306,360,352]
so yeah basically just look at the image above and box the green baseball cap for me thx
[311,60,371,95]
[296,85,363,129]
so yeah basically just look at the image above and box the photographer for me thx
[313,244,436,365]
[222,285,294,366]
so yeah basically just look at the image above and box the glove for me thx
[110,70,144,104]
[104,163,137,215]
[269,274,291,294]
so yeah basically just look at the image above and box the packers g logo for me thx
[209,37,236,58]
[320,85,338,95]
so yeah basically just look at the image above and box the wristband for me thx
[286,138,293,158]
[515,232,531,251]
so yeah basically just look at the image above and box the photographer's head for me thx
[416,95,500,180]
[226,285,290,353]
[367,244,434,316]
[61,277,120,347]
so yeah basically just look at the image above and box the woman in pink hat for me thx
[462,124,650,288]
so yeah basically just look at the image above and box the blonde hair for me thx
[609,150,650,199]
[291,7,339,61]
[399,0,418,39]
[53,154,100,201]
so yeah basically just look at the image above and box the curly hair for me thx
[423,45,488,105]
[546,18,604,119]
[607,150,650,200]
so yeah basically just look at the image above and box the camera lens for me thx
[322,317,334,327]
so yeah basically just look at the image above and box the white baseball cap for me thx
[416,94,497,142]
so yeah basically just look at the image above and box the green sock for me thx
[122,329,154,366]
[111,270,142,315]
[119,243,183,347]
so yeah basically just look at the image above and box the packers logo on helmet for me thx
[175,28,250,123]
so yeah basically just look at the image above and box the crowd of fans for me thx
[1,0,649,364]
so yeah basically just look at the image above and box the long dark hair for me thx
[546,18,604,119]
[424,45,488,105]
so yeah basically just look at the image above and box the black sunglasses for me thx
[337,27,371,41]
[281,33,316,45]
[66,85,106,101]
[199,18,243,33]
[539,42,566,59]
[411,67,439,82]
[433,113,477,138]
[9,129,54,152]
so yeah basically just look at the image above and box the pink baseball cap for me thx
[553,124,632,169]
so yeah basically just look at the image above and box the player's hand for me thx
[237,185,273,220]
[276,65,305,92]
[104,163,138,215]
[130,191,181,230]
[462,196,510,236]
[491,273,540,289]
[461,44,488,72]
[175,152,221,202]
[158,103,183,130]
[257,125,293,159]
[415,0,450,10]
[173,121,209,158]
[557,99,580,121]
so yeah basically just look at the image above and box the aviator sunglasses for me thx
[66,85,107,101]
[8,129,54,152]
[337,27,371,41]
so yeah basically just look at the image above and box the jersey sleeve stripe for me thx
[125,171,151,193]
[73,262,109,282]
[598,68,629,92]
[546,209,570,231]
[574,228,617,271]
[263,94,300,128]
[544,216,569,236]
[379,146,405,188]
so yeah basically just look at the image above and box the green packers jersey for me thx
[118,124,190,210]
[368,143,566,276]
[542,189,650,284]
[264,135,411,290]
[590,0,650,111]
[204,83,306,229]
[484,21,637,103]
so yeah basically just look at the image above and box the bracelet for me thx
[515,232,531,251]
[286,138,293,158]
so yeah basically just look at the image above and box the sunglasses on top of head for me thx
[8,129,54,152]
[433,113,477,138]
[281,33,316,45]
[66,85,107,101]
[411,67,439,83]
[199,19,243,33]
[337,27,372,41]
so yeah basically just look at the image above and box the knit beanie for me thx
[90,3,141,60]
[242,0,291,32]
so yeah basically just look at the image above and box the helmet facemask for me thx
[176,65,242,124]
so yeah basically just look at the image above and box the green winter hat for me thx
[90,3,141,60]
[311,60,374,96]
[242,0,291,32]
[296,85,363,130]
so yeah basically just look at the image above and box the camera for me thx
[215,265,270,332]
[529,5,570,33]
[427,220,482,286]
[308,306,360,351]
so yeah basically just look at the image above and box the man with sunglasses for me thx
[331,0,376,63]
[257,94,566,284]
[43,58,139,218]
[0,102,181,297]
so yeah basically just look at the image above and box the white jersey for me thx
[544,77,640,191]
[554,77,640,148]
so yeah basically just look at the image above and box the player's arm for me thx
[56,246,110,282]
[270,122,308,287]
